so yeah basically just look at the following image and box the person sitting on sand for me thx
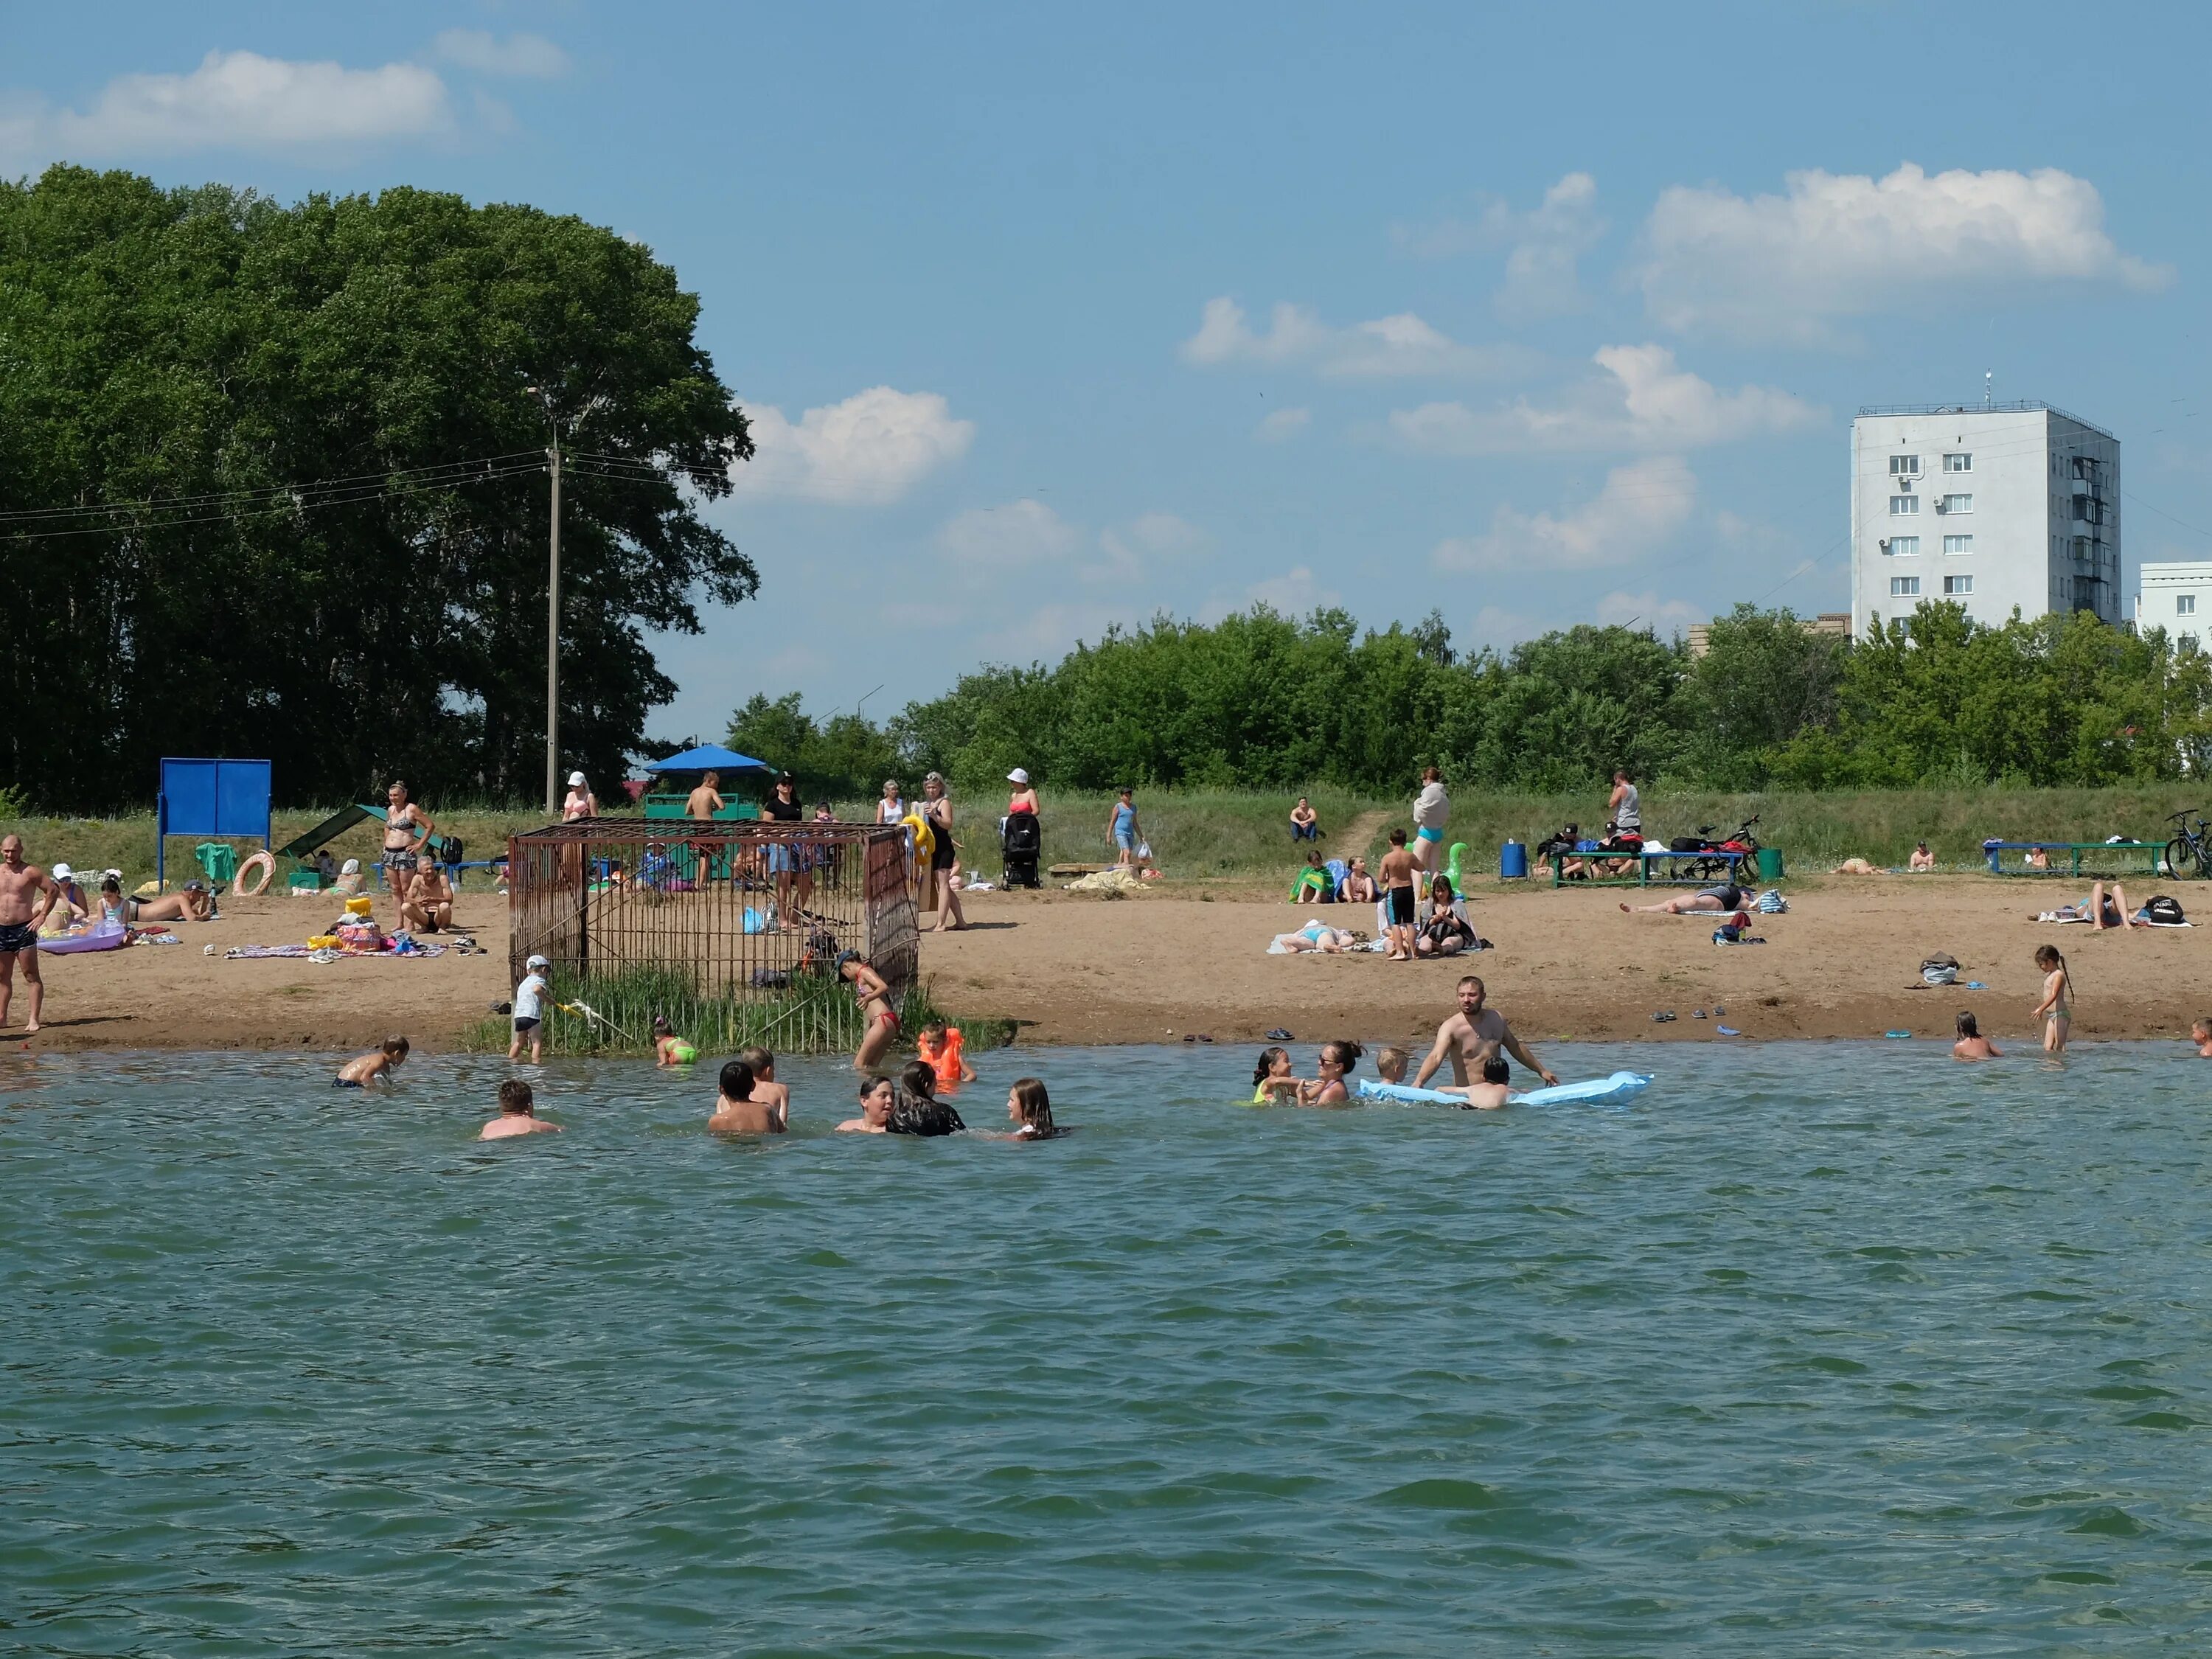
[481,1078,562,1140]
[1415,974,1558,1089]
[1414,876,1475,958]
[1909,841,1938,872]
[1271,921,1365,954]
[331,858,366,897]
[1297,1040,1362,1106]
[2191,1018,2212,1058]
[2023,846,2051,871]
[1291,858,1334,903]
[739,1046,790,1118]
[1007,1077,1064,1139]
[838,1076,896,1133]
[1829,858,1884,876]
[1952,1011,2000,1060]
[335,1034,409,1088]
[1251,1045,1301,1103]
[39,863,88,936]
[1622,881,1747,916]
[1290,797,1321,842]
[401,859,454,933]
[1338,857,1377,905]
[94,876,130,928]
[709,1058,787,1134]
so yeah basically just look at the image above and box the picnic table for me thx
[1982,840,2162,877]
[1550,849,1754,889]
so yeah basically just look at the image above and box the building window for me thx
[1944,535,1973,554]
[1940,493,1972,513]
[1886,536,1919,556]
[1891,576,1920,597]
[1944,453,1972,472]
[1890,454,1920,476]
[1944,574,1973,596]
[2180,594,2199,616]
[1890,495,1919,516]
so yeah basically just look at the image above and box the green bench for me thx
[1981,841,2162,877]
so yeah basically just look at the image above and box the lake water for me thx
[4,1040,2211,1655]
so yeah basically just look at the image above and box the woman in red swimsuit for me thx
[841,953,899,1072]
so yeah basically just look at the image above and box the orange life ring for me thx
[234,850,275,897]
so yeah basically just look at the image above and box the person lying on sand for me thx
[1830,858,1885,876]
[133,881,217,923]
[335,1035,409,1088]
[1621,882,1746,916]
[1272,922,1365,953]
[481,1079,561,1139]
[1952,1011,2001,1061]
[2043,882,2143,931]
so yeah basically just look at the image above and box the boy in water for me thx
[335,1035,409,1088]
[737,1046,791,1118]
[2191,1018,2212,1058]
[1457,1057,1513,1110]
[509,953,549,1062]
[481,1079,561,1139]
[1374,1046,1408,1085]
[1952,1011,2001,1061]
[708,1058,787,1134]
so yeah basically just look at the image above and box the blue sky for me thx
[8,2,2210,742]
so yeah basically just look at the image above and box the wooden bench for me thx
[1980,840,2161,877]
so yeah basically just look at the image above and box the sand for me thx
[4,875,2201,1054]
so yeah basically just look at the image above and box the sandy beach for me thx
[4,873,2202,1053]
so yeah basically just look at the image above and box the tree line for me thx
[0,165,752,810]
[733,602,2212,802]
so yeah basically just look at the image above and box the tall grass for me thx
[455,966,1011,1060]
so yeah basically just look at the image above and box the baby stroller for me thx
[1001,812,1043,888]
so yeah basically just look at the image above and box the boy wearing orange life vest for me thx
[916,1020,975,1088]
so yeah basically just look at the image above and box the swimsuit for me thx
[928,807,956,869]
[1388,887,1416,925]
[0,921,36,955]
[333,1077,365,1089]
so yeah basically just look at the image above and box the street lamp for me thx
[525,386,563,816]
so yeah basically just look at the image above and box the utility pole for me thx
[544,428,563,817]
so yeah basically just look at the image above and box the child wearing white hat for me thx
[510,953,552,1062]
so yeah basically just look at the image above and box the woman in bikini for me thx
[382,782,433,900]
[841,953,900,1072]
[2031,944,2072,1054]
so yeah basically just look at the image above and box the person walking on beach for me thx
[0,835,59,1033]
[2031,945,2072,1054]
[1380,828,1420,961]
[1411,766,1450,879]
[1415,974,1559,1090]
[1105,787,1144,869]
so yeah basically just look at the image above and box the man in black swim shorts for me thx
[0,834,60,1033]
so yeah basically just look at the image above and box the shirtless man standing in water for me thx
[1414,973,1559,1091]
[0,835,60,1033]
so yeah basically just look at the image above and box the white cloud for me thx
[1395,173,1607,319]
[1256,406,1312,442]
[4,50,452,158]
[734,386,974,504]
[1181,296,1528,380]
[1093,512,1210,582]
[1247,565,1342,614]
[1431,457,1697,574]
[935,500,1078,568]
[1635,163,2172,344]
[1390,343,1819,456]
[1593,589,1702,633]
[1465,604,1544,651]
[432,30,570,78]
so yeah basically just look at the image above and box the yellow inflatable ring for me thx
[234,849,275,897]
[901,812,935,866]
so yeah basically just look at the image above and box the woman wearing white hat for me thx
[1006,768,1040,820]
[561,771,599,822]
[40,863,88,936]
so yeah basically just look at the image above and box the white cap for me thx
[568,771,586,787]
[341,858,361,875]
[1007,768,1030,785]
[526,953,550,970]
[52,862,72,880]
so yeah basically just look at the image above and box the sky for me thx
[8,1,2212,744]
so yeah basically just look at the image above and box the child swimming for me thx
[335,1035,408,1088]
[509,953,549,1062]
[1007,1077,1063,1139]
[1251,1045,1298,1104]
[653,1014,698,1067]
[1298,1040,1363,1106]
[1374,1046,1408,1085]
[1456,1056,1512,1110]
[708,1058,787,1135]
[1952,1011,2001,1061]
[2031,945,2071,1053]
[837,1075,896,1133]
[481,1078,561,1140]
[737,1046,790,1119]
[917,1020,976,1088]
[2194,1018,2212,1058]
[893,1061,967,1135]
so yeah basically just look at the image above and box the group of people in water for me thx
[1248,976,1557,1105]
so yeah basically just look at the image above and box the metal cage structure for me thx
[507,819,920,1012]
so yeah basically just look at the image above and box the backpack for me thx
[1920,952,1960,986]
[2145,893,2187,925]
[1756,888,1788,914]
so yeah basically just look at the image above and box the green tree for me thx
[0,165,752,808]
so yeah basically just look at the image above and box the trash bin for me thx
[1756,847,1785,883]
[1499,839,1529,880]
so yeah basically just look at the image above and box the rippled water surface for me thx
[5,1041,2212,1654]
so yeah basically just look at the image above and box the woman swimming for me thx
[837,1075,896,1133]
[1298,1040,1363,1106]
[2031,945,2071,1054]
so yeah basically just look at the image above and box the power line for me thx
[0,450,548,526]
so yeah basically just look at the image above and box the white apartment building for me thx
[1849,402,2121,639]
[2136,560,2212,651]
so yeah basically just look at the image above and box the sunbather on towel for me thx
[1622,882,1746,916]
[2042,882,2142,931]
[1271,921,1365,953]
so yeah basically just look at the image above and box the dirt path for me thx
[1328,807,1392,865]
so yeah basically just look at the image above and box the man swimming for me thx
[1414,974,1559,1090]
[481,1079,562,1139]
[0,835,59,1033]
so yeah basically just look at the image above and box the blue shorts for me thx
[765,844,793,874]
[1115,830,1135,851]
[1416,826,1442,843]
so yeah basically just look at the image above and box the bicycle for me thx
[2163,809,2211,880]
[1683,816,1761,885]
